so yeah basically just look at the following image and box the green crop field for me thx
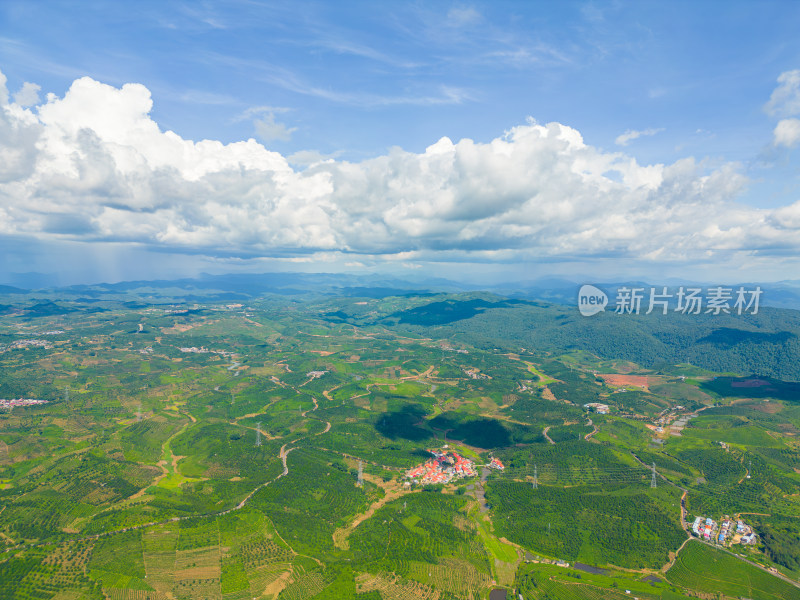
[667,541,800,600]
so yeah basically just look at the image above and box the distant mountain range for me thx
[2,271,800,310]
[2,272,800,380]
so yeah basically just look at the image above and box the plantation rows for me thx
[667,541,800,600]
[349,492,491,580]
[496,441,652,486]
[673,448,745,486]
[248,448,376,557]
[0,538,105,600]
[407,557,490,599]
[500,396,583,426]
[238,536,294,570]
[486,482,686,569]
[278,565,326,600]
[355,571,440,600]
[2,450,157,541]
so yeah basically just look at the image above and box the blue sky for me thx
[1,1,800,285]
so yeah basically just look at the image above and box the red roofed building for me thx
[489,458,505,470]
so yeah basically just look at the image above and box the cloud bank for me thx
[1,69,799,270]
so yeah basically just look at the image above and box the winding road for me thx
[6,376,335,556]
[542,426,555,445]
[627,453,800,590]
[584,418,598,440]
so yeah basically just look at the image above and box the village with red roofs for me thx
[404,447,504,485]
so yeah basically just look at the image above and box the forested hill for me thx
[368,295,800,381]
[4,277,800,379]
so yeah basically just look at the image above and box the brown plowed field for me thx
[599,374,650,388]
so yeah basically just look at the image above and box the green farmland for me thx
[0,290,798,599]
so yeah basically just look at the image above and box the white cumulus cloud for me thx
[764,69,800,118]
[236,106,296,143]
[773,118,800,148]
[13,82,41,107]
[1,69,799,268]
[254,112,297,142]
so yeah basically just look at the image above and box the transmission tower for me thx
[357,460,364,487]
[547,522,551,536]
[651,462,657,488]
[255,422,262,447]
[532,464,538,490]
[137,403,142,422]
[746,460,752,479]
[64,386,69,403]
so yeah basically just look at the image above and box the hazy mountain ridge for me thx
[4,271,800,309]
[4,273,800,380]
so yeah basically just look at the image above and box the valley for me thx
[1,290,799,600]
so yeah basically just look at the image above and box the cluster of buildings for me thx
[464,369,490,380]
[652,406,688,427]
[736,520,758,545]
[306,370,328,379]
[178,346,232,357]
[0,398,48,411]
[583,402,609,414]
[692,516,716,540]
[405,449,478,484]
[488,457,505,470]
[692,516,758,546]
[524,554,571,568]
[0,339,51,353]
[439,343,469,354]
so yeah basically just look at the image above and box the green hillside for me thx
[1,291,798,599]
